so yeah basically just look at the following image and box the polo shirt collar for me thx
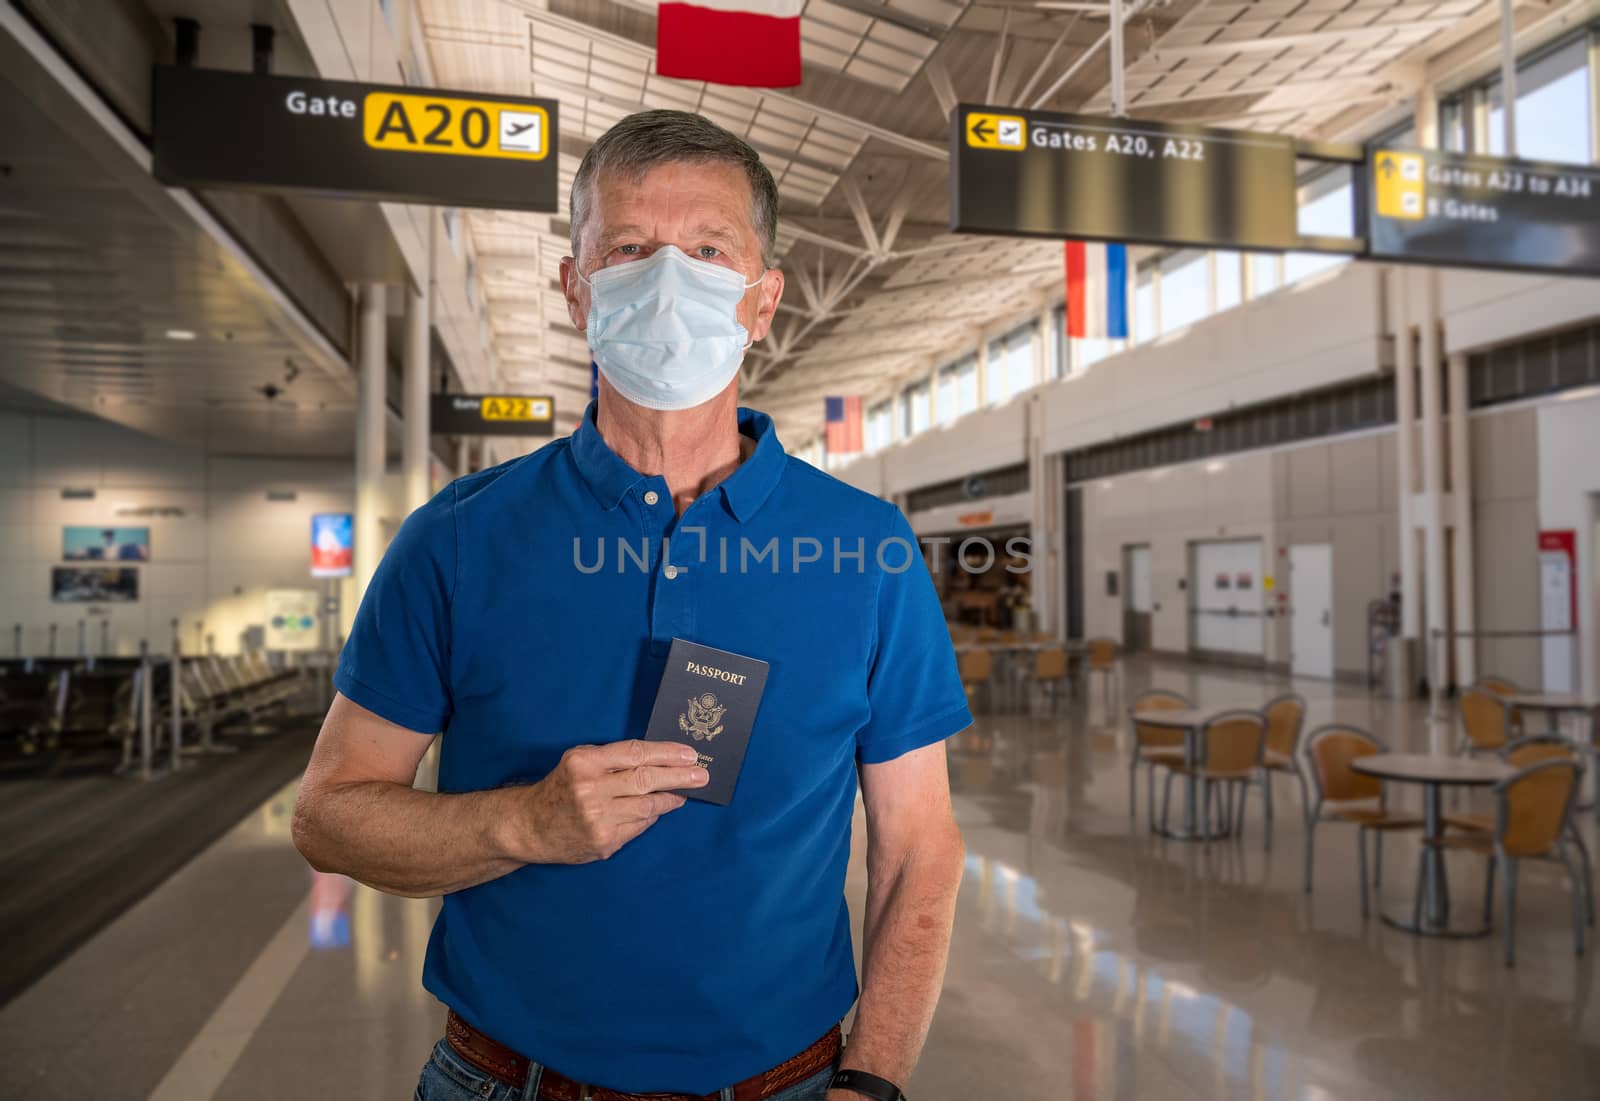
[722,407,786,522]
[570,402,786,521]
[571,401,645,509]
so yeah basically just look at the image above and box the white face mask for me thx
[578,245,762,412]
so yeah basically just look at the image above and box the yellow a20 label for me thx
[364,93,549,161]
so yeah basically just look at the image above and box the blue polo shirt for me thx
[333,404,970,1093]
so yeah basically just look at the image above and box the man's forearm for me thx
[840,829,965,1086]
[293,781,525,897]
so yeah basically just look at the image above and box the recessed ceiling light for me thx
[165,328,197,341]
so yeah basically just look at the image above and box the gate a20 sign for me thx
[153,67,559,212]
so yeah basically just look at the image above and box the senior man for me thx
[293,109,970,1101]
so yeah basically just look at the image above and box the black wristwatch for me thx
[828,1068,907,1100]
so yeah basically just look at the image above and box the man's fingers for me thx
[609,764,709,796]
[586,739,699,772]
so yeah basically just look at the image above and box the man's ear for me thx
[559,256,587,332]
[745,268,785,344]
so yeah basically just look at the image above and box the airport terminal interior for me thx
[3,0,1600,1098]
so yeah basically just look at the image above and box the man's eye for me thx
[617,244,641,256]
[696,246,720,260]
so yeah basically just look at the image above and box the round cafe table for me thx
[1350,753,1513,937]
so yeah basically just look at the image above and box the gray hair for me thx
[569,109,779,269]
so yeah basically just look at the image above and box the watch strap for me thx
[827,1068,906,1101]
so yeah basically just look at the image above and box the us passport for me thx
[642,638,769,806]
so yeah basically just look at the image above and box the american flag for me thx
[824,396,863,454]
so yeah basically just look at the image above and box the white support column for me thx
[1498,0,1518,156]
[355,283,387,597]
[1448,350,1477,686]
[1026,395,1052,636]
[1417,268,1448,736]
[976,337,989,407]
[402,268,431,514]
[1394,270,1420,644]
[1033,309,1047,385]
[928,361,941,425]
[1109,0,1126,117]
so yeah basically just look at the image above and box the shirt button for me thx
[663,564,679,580]
[643,490,660,506]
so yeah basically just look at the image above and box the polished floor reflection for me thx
[0,658,1595,1100]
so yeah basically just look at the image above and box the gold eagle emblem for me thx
[678,691,726,741]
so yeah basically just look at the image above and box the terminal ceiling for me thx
[425,0,1534,446]
[0,0,1575,458]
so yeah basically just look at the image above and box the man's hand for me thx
[510,739,707,863]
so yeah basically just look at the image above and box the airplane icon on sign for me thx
[498,109,544,154]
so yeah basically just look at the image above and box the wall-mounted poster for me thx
[52,567,139,603]
[311,513,353,578]
[1215,573,1231,590]
[1235,572,1254,590]
[265,589,321,651]
[63,526,150,561]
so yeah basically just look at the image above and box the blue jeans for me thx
[415,1038,838,1101]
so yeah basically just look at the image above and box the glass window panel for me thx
[1286,179,1354,283]
[1159,250,1209,332]
[1050,305,1068,378]
[956,357,979,414]
[866,400,893,452]
[984,338,1006,405]
[1007,328,1033,396]
[1077,338,1115,369]
[1487,39,1592,164]
[1215,251,1242,312]
[935,368,957,425]
[1134,272,1156,343]
[1251,253,1280,296]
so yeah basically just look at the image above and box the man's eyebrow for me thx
[687,224,741,244]
[596,224,649,244]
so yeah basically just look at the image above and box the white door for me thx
[1127,546,1152,613]
[1190,539,1265,657]
[1291,544,1334,679]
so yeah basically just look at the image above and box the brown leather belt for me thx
[445,1011,840,1101]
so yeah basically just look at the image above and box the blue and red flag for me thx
[824,396,863,454]
[1065,241,1128,340]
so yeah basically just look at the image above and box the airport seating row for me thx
[177,653,306,741]
[0,652,311,770]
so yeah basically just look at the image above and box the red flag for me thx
[656,1,803,88]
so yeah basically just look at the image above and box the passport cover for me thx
[642,638,769,806]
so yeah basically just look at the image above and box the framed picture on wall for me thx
[51,567,139,603]
[63,526,150,561]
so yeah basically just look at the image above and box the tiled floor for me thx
[1,658,1596,1100]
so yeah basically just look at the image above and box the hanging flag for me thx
[824,396,863,454]
[1064,241,1129,340]
[589,359,599,401]
[656,1,804,88]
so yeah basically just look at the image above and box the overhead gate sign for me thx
[153,67,559,212]
[1367,147,1600,276]
[431,394,556,437]
[950,104,1300,251]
